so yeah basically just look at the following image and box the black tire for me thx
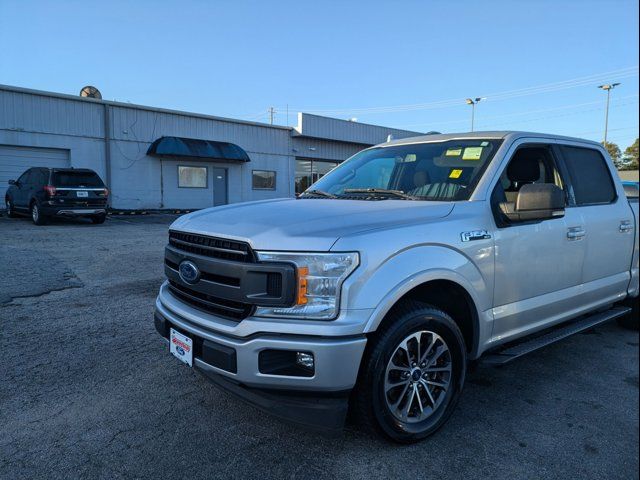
[617,296,639,330]
[90,213,107,224]
[354,301,466,443]
[5,199,18,218]
[31,202,47,225]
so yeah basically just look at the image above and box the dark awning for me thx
[147,136,250,162]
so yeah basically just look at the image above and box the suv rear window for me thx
[52,171,104,187]
[560,146,616,205]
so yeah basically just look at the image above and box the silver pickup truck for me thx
[154,131,639,443]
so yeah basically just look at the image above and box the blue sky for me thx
[1,0,638,149]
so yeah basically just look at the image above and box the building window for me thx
[295,158,340,195]
[252,170,276,190]
[178,166,207,188]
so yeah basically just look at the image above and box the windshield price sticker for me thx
[449,169,463,179]
[462,147,483,160]
[445,148,462,156]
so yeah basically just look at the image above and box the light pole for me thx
[597,83,620,143]
[466,97,484,132]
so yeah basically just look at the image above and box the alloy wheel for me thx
[383,330,452,423]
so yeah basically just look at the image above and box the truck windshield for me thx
[304,139,502,201]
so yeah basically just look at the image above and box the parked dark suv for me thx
[5,167,109,225]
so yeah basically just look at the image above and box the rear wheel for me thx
[31,202,47,225]
[5,199,18,218]
[90,213,106,224]
[617,296,639,330]
[354,301,466,443]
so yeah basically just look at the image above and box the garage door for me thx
[0,145,70,202]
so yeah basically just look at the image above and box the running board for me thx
[481,306,631,366]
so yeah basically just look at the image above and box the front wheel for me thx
[354,301,466,443]
[5,199,18,218]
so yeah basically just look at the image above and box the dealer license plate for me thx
[169,328,193,367]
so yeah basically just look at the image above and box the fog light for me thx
[296,352,314,370]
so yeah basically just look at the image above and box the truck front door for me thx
[489,143,586,342]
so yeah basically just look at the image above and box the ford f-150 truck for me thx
[154,131,639,443]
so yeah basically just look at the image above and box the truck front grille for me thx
[165,231,292,321]
[168,280,254,321]
[168,231,254,263]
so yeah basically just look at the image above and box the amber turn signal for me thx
[296,267,309,305]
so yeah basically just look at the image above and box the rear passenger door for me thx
[558,144,636,303]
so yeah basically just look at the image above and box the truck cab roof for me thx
[382,131,602,148]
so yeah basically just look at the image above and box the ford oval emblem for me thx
[178,260,200,284]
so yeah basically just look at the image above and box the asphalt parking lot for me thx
[0,213,638,480]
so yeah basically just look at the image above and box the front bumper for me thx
[155,295,368,431]
[154,299,367,392]
[161,334,351,434]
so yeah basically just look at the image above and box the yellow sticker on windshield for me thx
[462,147,483,160]
[449,169,463,179]
[445,148,462,156]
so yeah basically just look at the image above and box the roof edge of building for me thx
[0,83,294,132]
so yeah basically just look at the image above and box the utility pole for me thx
[269,107,276,125]
[598,83,620,143]
[465,97,484,132]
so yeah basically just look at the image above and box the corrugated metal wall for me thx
[0,90,104,138]
[291,137,367,162]
[0,85,425,210]
[294,113,423,145]
[110,106,292,155]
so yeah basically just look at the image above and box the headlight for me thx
[254,252,359,320]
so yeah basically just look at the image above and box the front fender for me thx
[344,245,493,352]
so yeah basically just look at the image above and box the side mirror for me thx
[500,184,565,222]
[8,179,16,186]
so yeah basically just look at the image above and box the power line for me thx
[395,94,639,130]
[479,100,639,129]
[275,66,638,116]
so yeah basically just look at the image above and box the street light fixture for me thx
[597,83,621,143]
[466,97,485,132]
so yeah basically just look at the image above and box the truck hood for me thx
[170,198,454,251]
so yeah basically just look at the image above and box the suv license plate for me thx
[76,191,89,198]
[169,328,193,367]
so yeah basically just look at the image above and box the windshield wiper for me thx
[301,189,337,198]
[343,188,415,200]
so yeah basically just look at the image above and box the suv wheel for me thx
[354,301,466,443]
[31,202,47,225]
[5,199,18,218]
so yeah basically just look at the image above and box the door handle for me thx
[567,227,586,240]
[619,221,633,233]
